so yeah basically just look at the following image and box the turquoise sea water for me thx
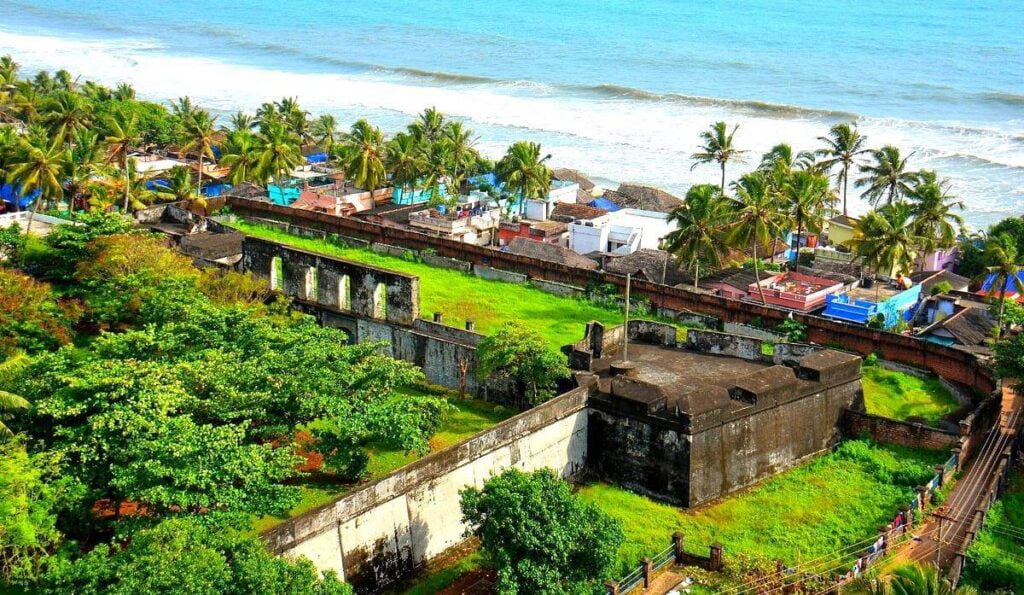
[1,0,1021,226]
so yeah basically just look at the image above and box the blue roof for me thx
[1,183,40,209]
[980,272,1024,294]
[588,197,621,212]
[305,152,329,164]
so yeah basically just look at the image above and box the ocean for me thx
[1,0,1021,228]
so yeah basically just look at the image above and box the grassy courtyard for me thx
[577,440,946,577]
[229,221,634,348]
[861,365,962,425]
[251,387,514,534]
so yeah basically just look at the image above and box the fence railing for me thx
[605,533,723,595]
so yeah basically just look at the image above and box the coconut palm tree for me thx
[220,129,260,185]
[88,160,155,213]
[11,81,41,124]
[153,165,207,213]
[226,112,256,133]
[421,141,456,207]
[255,121,303,188]
[42,90,93,146]
[408,107,446,146]
[113,82,136,101]
[730,172,787,304]
[865,562,979,595]
[783,170,832,269]
[857,145,919,207]
[851,203,922,301]
[339,119,388,203]
[663,184,733,289]
[818,123,869,216]
[312,114,340,154]
[443,121,478,189]
[982,233,1024,343]
[181,109,218,200]
[8,133,66,232]
[103,110,141,212]
[758,143,815,175]
[496,141,552,217]
[0,351,30,438]
[170,96,199,124]
[908,172,964,269]
[63,129,103,211]
[691,121,747,193]
[386,131,426,204]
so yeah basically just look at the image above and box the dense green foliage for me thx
[0,215,458,592]
[461,468,623,594]
[962,472,1024,593]
[861,366,962,424]
[476,322,570,405]
[41,516,352,595]
[579,440,944,580]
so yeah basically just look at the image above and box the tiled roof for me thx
[550,202,607,222]
[507,237,598,269]
[603,249,691,286]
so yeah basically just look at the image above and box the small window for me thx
[373,282,387,319]
[338,275,351,310]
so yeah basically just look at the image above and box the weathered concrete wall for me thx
[472,264,528,284]
[264,387,590,592]
[243,237,419,326]
[841,409,960,450]
[370,242,410,258]
[531,278,584,298]
[421,253,472,273]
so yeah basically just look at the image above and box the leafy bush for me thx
[930,280,953,296]
[476,322,570,405]
[776,318,808,342]
[0,222,26,263]
[0,269,79,355]
[864,352,879,367]
[461,469,623,595]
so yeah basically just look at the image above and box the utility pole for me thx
[623,273,631,362]
[932,506,955,566]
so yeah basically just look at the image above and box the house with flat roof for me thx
[568,208,675,255]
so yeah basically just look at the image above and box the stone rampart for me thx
[264,386,590,592]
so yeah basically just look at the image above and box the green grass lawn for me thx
[861,365,962,425]
[229,221,634,348]
[250,388,513,534]
[963,471,1024,592]
[578,440,946,577]
[396,552,483,595]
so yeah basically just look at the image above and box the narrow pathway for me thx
[900,381,1021,569]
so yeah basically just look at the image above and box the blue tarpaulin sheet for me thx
[1,183,40,209]
[588,197,621,212]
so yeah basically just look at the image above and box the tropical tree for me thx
[817,122,869,215]
[982,233,1024,343]
[460,468,623,595]
[0,352,29,438]
[782,170,832,268]
[851,203,922,300]
[255,121,303,187]
[857,562,979,595]
[224,111,255,133]
[475,322,569,406]
[220,129,260,185]
[908,172,964,269]
[338,119,387,202]
[153,166,207,213]
[662,184,732,289]
[443,121,478,188]
[112,82,136,101]
[41,90,92,146]
[89,160,155,213]
[496,141,552,217]
[386,132,425,203]
[169,96,199,125]
[691,121,746,193]
[421,141,456,207]
[180,109,218,200]
[730,172,786,304]
[408,106,445,145]
[62,129,103,211]
[11,81,41,123]
[758,143,815,175]
[857,145,919,206]
[103,109,141,211]
[8,134,66,230]
[312,114,339,153]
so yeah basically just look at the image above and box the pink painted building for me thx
[915,246,958,273]
[747,271,846,312]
